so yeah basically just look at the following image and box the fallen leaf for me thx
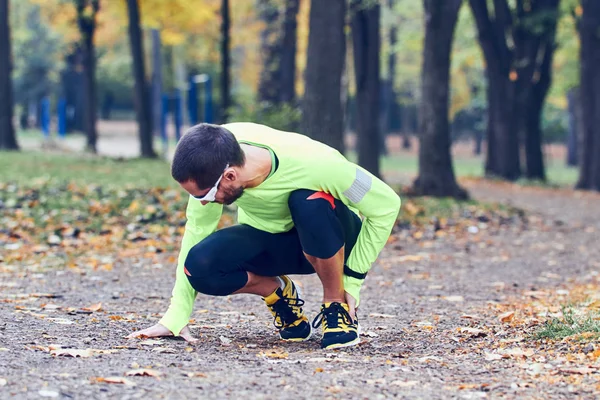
[260,350,289,359]
[458,327,486,337]
[369,313,396,318]
[47,318,74,325]
[0,378,6,386]
[560,366,597,375]
[499,311,515,323]
[484,352,504,361]
[152,347,176,354]
[51,348,93,358]
[82,303,102,312]
[219,336,232,346]
[460,314,480,320]
[93,377,136,386]
[363,331,379,338]
[443,296,464,302]
[38,389,59,398]
[314,368,324,373]
[185,372,207,378]
[125,369,161,378]
[391,380,419,387]
[139,339,163,346]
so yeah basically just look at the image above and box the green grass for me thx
[534,306,600,341]
[0,150,176,189]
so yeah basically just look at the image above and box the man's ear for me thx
[224,168,237,182]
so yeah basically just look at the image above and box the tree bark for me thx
[75,0,99,153]
[220,0,231,123]
[566,87,580,167]
[257,0,282,105]
[126,0,156,158]
[576,0,600,191]
[301,0,346,153]
[351,0,381,178]
[0,0,18,150]
[280,0,299,104]
[412,0,467,199]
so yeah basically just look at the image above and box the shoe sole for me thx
[322,335,361,350]
[279,276,313,342]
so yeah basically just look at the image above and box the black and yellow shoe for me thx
[312,302,360,349]
[263,276,312,342]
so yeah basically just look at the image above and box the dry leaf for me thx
[152,347,176,354]
[391,380,419,387]
[260,350,289,359]
[484,352,504,361]
[38,390,59,398]
[369,313,396,318]
[314,368,324,373]
[499,311,515,323]
[47,318,74,325]
[51,348,93,358]
[82,303,102,312]
[443,296,464,302]
[125,369,161,378]
[94,377,136,386]
[560,366,597,375]
[139,339,163,346]
[185,372,207,378]
[458,327,486,337]
[219,336,232,346]
[0,378,6,386]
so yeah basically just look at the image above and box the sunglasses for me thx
[192,164,229,202]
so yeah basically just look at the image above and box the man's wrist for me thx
[343,275,364,307]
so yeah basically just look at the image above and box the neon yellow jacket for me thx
[159,122,401,335]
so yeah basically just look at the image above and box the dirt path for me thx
[2,181,600,399]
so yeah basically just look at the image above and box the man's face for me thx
[180,169,244,206]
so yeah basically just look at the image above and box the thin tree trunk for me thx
[76,0,99,153]
[566,87,580,167]
[413,0,467,198]
[280,0,299,104]
[301,0,346,153]
[575,0,600,190]
[351,0,381,178]
[257,0,282,105]
[220,0,231,123]
[0,0,18,150]
[126,0,156,158]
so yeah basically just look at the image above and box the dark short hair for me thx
[171,123,245,189]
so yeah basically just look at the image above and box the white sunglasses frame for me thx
[192,164,229,202]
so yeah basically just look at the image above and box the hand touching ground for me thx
[127,323,198,343]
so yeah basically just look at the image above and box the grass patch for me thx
[0,150,176,189]
[534,306,600,341]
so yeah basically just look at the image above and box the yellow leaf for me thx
[499,311,515,323]
[82,303,103,312]
[314,368,324,374]
[93,377,136,386]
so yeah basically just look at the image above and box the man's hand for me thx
[126,323,198,343]
[345,291,357,322]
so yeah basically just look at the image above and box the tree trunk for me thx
[220,0,231,123]
[76,0,99,153]
[566,87,580,167]
[351,0,381,178]
[469,0,559,181]
[126,0,156,158]
[576,0,600,191]
[412,0,467,199]
[379,0,397,156]
[280,0,299,104]
[257,0,282,105]
[301,0,346,153]
[0,0,18,150]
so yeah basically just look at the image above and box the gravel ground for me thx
[2,183,600,399]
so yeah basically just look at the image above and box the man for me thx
[128,122,401,349]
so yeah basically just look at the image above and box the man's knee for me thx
[184,242,233,296]
[288,189,336,227]
[288,189,344,259]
